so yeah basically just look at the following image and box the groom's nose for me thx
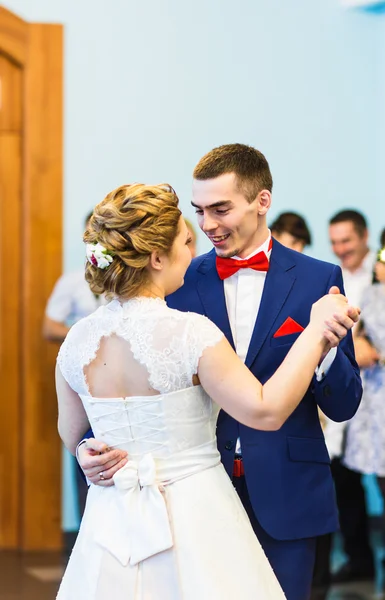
[201,213,218,233]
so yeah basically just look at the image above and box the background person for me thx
[270,211,312,253]
[314,210,376,593]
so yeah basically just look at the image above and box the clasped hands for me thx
[315,285,360,352]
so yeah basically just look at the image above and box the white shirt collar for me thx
[342,249,375,278]
[232,231,272,261]
[362,250,376,273]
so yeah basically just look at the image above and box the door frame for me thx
[0,6,63,550]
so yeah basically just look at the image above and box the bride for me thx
[56,183,358,600]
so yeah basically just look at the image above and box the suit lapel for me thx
[196,250,235,350]
[245,242,296,369]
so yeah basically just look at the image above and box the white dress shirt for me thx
[224,236,272,363]
[341,250,376,309]
[46,270,106,326]
[225,234,334,455]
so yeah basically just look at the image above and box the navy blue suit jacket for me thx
[167,240,362,541]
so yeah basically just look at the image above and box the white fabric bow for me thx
[94,453,173,566]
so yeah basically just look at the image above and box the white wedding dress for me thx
[56,297,285,600]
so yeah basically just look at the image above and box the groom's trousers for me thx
[233,473,316,600]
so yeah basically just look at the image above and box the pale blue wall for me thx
[3,0,382,264]
[3,0,384,528]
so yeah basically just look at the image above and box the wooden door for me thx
[0,7,63,550]
[0,52,22,548]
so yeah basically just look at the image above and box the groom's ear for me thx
[257,190,271,215]
[149,250,164,271]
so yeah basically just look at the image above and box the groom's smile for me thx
[209,233,231,247]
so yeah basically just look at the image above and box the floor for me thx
[0,532,384,600]
[0,550,65,600]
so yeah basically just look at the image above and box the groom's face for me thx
[191,173,269,259]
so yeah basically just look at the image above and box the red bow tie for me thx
[216,239,272,280]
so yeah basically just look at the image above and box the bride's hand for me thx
[310,287,360,349]
[78,438,128,487]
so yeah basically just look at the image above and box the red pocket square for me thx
[273,317,305,338]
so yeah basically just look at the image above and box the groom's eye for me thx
[216,209,229,215]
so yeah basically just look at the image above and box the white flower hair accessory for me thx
[86,242,114,269]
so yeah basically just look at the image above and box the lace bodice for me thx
[57,296,223,397]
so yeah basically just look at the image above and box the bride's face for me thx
[163,216,193,295]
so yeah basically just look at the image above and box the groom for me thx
[78,144,362,600]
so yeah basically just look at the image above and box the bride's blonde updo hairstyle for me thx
[84,183,182,299]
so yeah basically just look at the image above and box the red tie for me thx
[216,239,272,280]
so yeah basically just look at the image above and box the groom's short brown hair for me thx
[193,143,273,203]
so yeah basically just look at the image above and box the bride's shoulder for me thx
[165,306,223,340]
[163,304,202,323]
[61,302,116,346]
[57,303,117,371]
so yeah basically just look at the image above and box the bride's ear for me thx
[149,250,164,272]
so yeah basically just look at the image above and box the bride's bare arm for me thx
[56,364,90,454]
[198,294,359,431]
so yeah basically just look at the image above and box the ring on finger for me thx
[99,471,105,481]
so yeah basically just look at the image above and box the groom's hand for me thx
[322,286,360,349]
[78,438,128,487]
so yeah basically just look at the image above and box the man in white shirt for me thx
[43,213,106,343]
[43,270,106,342]
[317,210,376,590]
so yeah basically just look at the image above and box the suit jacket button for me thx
[224,441,234,451]
[323,384,332,397]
